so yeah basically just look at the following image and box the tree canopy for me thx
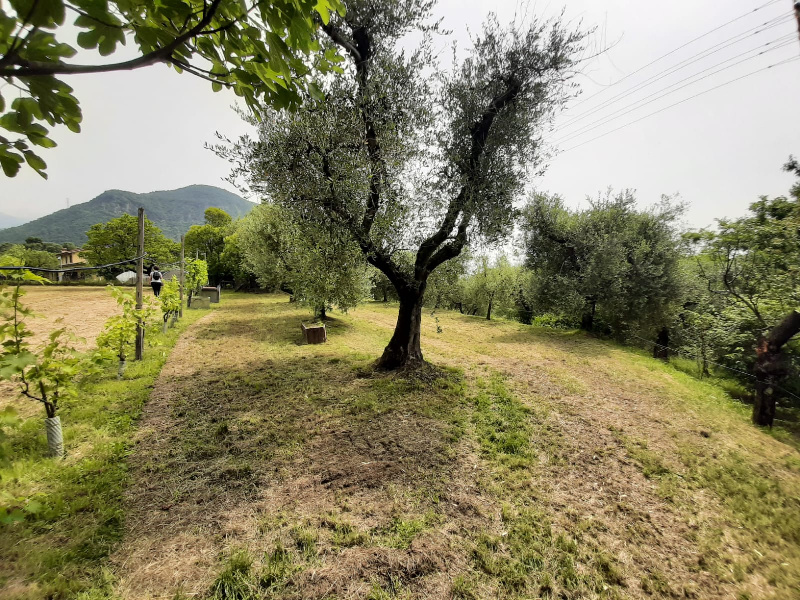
[680,158,800,424]
[184,207,233,285]
[217,0,584,368]
[0,244,59,270]
[0,0,344,178]
[83,214,178,276]
[520,190,685,337]
[237,203,369,318]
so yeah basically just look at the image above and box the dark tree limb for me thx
[753,310,800,427]
[415,77,522,277]
[0,0,225,78]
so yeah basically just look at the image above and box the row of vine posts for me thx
[0,207,203,459]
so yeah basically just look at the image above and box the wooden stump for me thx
[301,322,327,344]
[189,297,211,310]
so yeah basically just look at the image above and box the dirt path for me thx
[112,296,800,600]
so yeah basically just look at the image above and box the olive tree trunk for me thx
[377,286,426,370]
[653,328,669,361]
[753,311,800,427]
[581,298,597,331]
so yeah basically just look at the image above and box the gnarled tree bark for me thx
[378,283,427,369]
[752,310,800,427]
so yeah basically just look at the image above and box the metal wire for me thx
[0,254,147,274]
[628,332,800,403]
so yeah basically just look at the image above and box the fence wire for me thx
[0,254,148,274]
[629,332,800,403]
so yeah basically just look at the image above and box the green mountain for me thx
[0,185,254,245]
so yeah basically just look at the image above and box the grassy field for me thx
[0,286,160,418]
[0,287,209,599]
[2,292,799,599]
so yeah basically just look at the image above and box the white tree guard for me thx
[45,416,64,457]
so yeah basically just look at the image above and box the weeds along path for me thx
[113,296,800,600]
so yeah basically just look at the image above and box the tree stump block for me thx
[189,297,211,309]
[198,286,221,303]
[301,322,327,344]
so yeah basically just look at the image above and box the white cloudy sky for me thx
[2,0,799,228]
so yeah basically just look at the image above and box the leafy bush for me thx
[160,277,181,324]
[184,258,209,304]
[97,286,157,364]
[531,313,575,330]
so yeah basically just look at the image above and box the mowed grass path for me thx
[110,293,799,600]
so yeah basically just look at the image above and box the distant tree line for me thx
[213,157,799,427]
[0,237,78,271]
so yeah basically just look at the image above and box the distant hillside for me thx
[0,185,254,245]
[0,213,27,230]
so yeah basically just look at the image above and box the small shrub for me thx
[290,526,318,558]
[208,550,255,600]
[258,543,294,591]
[531,313,575,329]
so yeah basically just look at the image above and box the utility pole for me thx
[135,207,145,361]
[179,235,185,318]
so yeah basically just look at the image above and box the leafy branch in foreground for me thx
[0,0,345,178]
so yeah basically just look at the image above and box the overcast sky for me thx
[2,0,798,229]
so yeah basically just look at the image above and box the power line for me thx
[567,0,786,111]
[554,35,797,146]
[558,55,800,154]
[0,254,148,274]
[557,15,794,133]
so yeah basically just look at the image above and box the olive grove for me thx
[217,0,585,369]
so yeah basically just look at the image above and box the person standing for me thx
[150,265,163,297]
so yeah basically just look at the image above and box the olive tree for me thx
[217,0,584,369]
[689,157,800,426]
[520,190,685,340]
[237,203,369,318]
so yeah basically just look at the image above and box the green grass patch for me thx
[689,452,800,592]
[372,515,429,550]
[472,374,535,473]
[0,309,207,598]
[609,428,670,480]
[467,373,626,599]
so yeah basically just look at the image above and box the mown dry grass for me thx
[108,295,800,600]
[0,292,208,599]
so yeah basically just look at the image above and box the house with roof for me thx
[57,248,87,282]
